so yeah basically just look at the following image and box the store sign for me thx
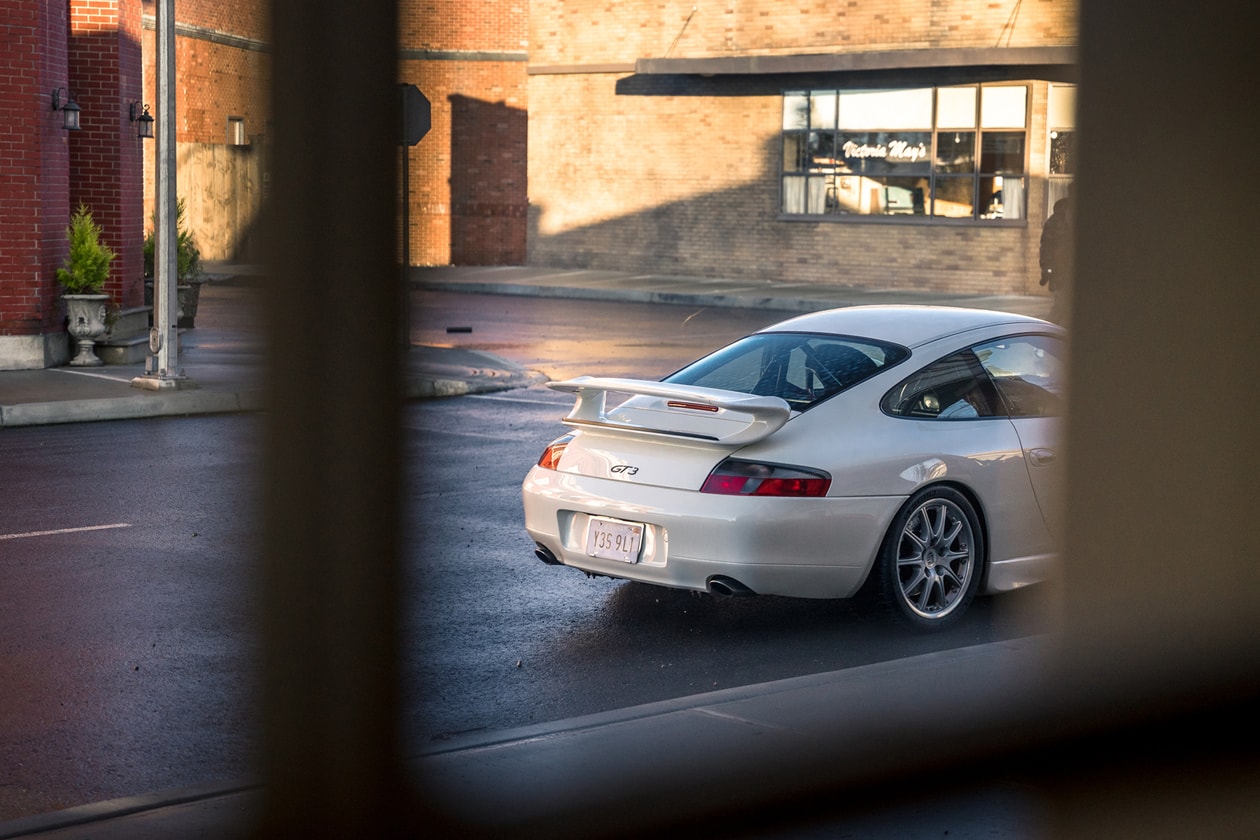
[841,138,929,163]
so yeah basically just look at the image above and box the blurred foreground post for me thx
[256,1,407,835]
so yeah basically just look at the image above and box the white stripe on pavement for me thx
[0,523,133,541]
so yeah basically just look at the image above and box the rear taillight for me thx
[700,458,831,497]
[537,434,575,470]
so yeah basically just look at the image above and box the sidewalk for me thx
[0,637,1055,839]
[0,265,1056,838]
[414,263,1053,319]
[1,263,1051,428]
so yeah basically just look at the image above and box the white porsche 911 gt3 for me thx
[522,305,1064,631]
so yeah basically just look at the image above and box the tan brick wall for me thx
[528,0,1077,295]
[529,0,1077,65]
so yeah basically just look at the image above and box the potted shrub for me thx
[57,203,116,367]
[143,197,204,327]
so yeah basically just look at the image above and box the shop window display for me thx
[782,85,1028,222]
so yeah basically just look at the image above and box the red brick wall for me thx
[0,0,144,367]
[4,0,528,365]
[528,0,1079,295]
[137,0,271,256]
[133,0,527,267]
[402,0,529,266]
[171,0,267,38]
[69,0,145,307]
[0,0,70,342]
[139,0,270,146]
[403,0,522,50]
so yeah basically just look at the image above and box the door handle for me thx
[1030,448,1056,466]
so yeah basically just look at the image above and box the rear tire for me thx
[876,486,983,632]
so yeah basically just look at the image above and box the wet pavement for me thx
[0,263,1057,838]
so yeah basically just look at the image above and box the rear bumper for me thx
[522,466,903,599]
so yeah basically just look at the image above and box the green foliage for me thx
[143,197,203,283]
[56,204,116,295]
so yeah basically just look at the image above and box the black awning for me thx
[634,46,1077,77]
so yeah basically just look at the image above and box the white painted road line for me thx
[0,523,133,541]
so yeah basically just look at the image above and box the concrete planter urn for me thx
[142,197,204,327]
[145,279,203,327]
[64,293,110,366]
[177,281,202,328]
[57,204,115,367]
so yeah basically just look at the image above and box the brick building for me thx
[527,0,1078,295]
[136,0,529,268]
[3,1,1076,370]
[401,0,528,265]
[1,0,527,370]
[1,0,145,369]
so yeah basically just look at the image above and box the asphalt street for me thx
[0,265,1059,838]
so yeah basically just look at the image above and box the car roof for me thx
[758,305,1055,349]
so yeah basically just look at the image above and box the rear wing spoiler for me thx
[549,376,791,446]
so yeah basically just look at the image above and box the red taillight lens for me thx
[700,459,831,497]
[537,434,574,470]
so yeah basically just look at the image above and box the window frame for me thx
[1046,83,1076,210]
[780,84,1030,225]
[973,333,1067,419]
[882,332,1066,421]
[880,348,1005,421]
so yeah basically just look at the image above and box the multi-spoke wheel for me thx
[877,486,983,632]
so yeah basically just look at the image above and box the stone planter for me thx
[177,281,202,328]
[144,279,203,327]
[64,293,110,366]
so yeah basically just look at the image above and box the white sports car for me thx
[522,306,1064,631]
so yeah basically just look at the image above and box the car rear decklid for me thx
[550,376,791,446]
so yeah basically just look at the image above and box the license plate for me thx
[585,517,643,563]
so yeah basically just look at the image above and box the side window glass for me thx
[973,335,1066,417]
[882,350,1001,419]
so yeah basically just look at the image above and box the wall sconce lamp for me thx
[130,102,155,139]
[51,87,81,131]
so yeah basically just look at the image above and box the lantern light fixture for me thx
[51,87,81,131]
[130,101,154,139]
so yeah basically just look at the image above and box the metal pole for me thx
[133,0,193,390]
[400,130,411,349]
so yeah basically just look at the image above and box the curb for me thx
[418,278,834,313]
[0,782,260,840]
[0,390,266,428]
[414,278,1054,319]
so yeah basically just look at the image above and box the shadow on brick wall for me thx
[527,68,1072,293]
[449,95,527,265]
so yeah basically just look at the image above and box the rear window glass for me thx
[664,332,908,410]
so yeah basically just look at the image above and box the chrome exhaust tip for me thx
[708,576,755,597]
[534,543,562,566]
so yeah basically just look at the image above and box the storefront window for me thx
[781,85,1028,221]
[1047,84,1076,206]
